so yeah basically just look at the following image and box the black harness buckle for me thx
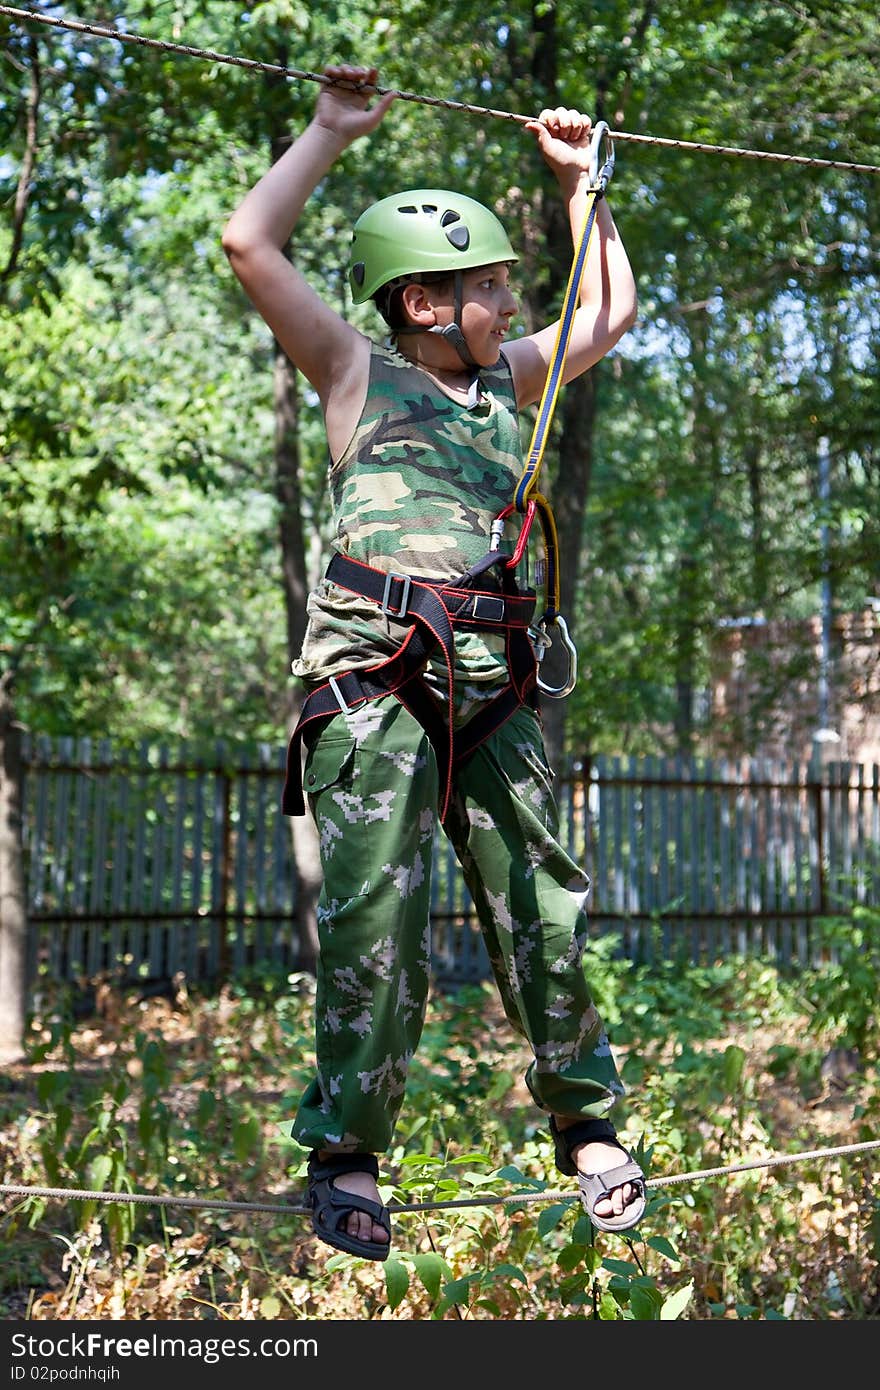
[470,592,505,623]
[381,571,412,618]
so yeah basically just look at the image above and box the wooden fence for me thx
[19,736,880,989]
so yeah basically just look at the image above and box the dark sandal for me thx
[549,1117,647,1234]
[306,1151,392,1261]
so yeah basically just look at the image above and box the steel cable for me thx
[2,5,880,175]
[3,1137,879,1218]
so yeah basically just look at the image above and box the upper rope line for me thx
[3,4,880,176]
[3,1137,879,1219]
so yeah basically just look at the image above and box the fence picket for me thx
[595,754,607,929]
[71,736,92,976]
[18,740,878,989]
[658,758,671,958]
[109,766,129,979]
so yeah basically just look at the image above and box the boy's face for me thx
[430,263,518,366]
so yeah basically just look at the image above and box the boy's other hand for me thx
[525,106,595,185]
[314,64,398,144]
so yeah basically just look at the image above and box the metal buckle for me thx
[471,593,506,623]
[532,614,578,698]
[381,571,412,618]
[528,623,552,662]
[328,675,364,715]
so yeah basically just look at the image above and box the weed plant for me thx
[1,925,879,1321]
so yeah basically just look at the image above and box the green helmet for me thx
[348,188,518,303]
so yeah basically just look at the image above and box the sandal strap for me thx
[306,1151,392,1260]
[308,1151,379,1181]
[319,1183,388,1224]
[577,1157,647,1234]
[580,1157,645,1193]
[549,1116,618,1176]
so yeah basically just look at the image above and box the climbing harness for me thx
[282,552,541,824]
[282,124,612,824]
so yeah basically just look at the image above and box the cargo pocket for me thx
[303,728,373,898]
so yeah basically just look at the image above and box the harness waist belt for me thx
[282,551,539,823]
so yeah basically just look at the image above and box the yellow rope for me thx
[2,5,880,175]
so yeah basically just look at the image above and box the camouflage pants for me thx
[289,695,625,1153]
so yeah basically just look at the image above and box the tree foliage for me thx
[1,0,878,755]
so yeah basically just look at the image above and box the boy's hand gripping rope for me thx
[494,123,616,698]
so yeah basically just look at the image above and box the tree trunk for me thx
[674,308,718,755]
[673,553,698,754]
[273,340,321,975]
[0,679,27,1064]
[260,51,322,975]
[540,372,598,778]
[526,4,602,784]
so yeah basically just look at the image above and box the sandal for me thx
[306,1151,392,1261]
[550,1117,647,1234]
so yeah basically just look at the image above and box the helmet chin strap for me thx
[427,322,479,368]
[397,271,479,368]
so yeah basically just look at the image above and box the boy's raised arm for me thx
[221,65,397,408]
[507,107,638,409]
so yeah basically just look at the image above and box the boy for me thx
[222,63,644,1260]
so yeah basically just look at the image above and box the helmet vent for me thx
[351,262,365,287]
[445,224,470,250]
[441,210,460,226]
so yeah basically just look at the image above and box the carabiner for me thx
[588,119,615,192]
[531,613,578,698]
[491,500,538,570]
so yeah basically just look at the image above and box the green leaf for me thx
[558,1243,589,1272]
[723,1044,746,1093]
[735,1302,759,1319]
[489,1263,528,1285]
[196,1090,217,1127]
[571,1211,593,1245]
[630,1284,663,1320]
[537,1202,571,1237]
[85,1154,113,1191]
[383,1259,410,1310]
[260,1295,282,1319]
[232,1116,260,1162]
[410,1253,448,1301]
[442,1274,479,1304]
[475,1297,502,1315]
[37,1073,60,1105]
[660,1280,695,1321]
[495,1164,545,1187]
[647,1235,680,1262]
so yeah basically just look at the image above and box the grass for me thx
[1,934,879,1321]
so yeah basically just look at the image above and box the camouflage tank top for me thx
[292,341,526,717]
